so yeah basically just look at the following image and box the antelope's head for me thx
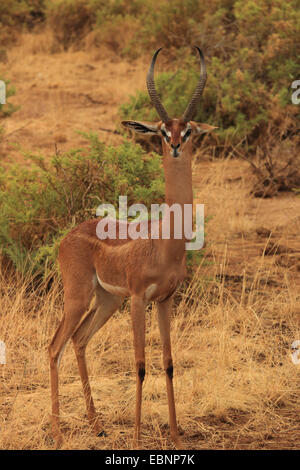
[122,47,217,159]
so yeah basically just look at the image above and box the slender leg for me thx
[48,285,93,447]
[157,296,182,449]
[130,295,146,448]
[72,285,123,434]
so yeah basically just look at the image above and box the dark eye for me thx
[182,128,192,142]
[161,129,170,142]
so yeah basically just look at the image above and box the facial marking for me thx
[161,124,171,143]
[161,120,193,158]
[170,144,181,158]
[181,124,192,143]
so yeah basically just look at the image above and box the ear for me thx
[122,120,159,135]
[190,122,218,135]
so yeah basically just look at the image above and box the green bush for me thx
[119,0,300,155]
[0,133,164,275]
[127,0,204,55]
[46,0,145,52]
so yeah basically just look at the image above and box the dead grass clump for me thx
[0,246,299,450]
[87,16,140,56]
[47,0,96,52]
[246,136,300,198]
[0,0,45,47]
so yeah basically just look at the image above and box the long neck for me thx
[161,140,193,260]
[163,154,193,208]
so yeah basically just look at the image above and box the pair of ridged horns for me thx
[146,46,207,124]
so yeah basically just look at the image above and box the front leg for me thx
[130,295,146,448]
[157,296,182,449]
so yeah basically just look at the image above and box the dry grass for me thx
[1,31,147,163]
[1,158,300,450]
[0,262,299,450]
[1,32,300,451]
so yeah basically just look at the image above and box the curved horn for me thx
[146,48,170,123]
[181,46,207,123]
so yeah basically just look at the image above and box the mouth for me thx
[171,149,181,158]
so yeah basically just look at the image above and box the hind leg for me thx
[48,281,94,447]
[72,284,123,434]
[157,296,182,449]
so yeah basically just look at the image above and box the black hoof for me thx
[97,430,107,438]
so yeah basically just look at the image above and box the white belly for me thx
[145,283,158,300]
[94,274,157,301]
[96,273,129,297]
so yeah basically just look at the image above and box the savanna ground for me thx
[1,30,300,450]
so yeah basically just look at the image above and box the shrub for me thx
[0,0,45,45]
[46,0,146,53]
[46,0,97,51]
[119,0,300,156]
[0,133,164,275]
[128,0,205,56]
[93,13,140,55]
[246,133,300,198]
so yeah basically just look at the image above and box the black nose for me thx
[171,143,180,158]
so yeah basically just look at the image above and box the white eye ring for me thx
[161,125,171,142]
[161,129,170,143]
[181,125,192,137]
[181,128,192,142]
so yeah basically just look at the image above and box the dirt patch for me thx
[1,34,148,161]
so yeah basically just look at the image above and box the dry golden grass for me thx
[2,32,147,162]
[1,157,300,450]
[1,32,300,450]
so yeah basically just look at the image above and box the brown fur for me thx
[164,119,187,147]
[48,98,216,449]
